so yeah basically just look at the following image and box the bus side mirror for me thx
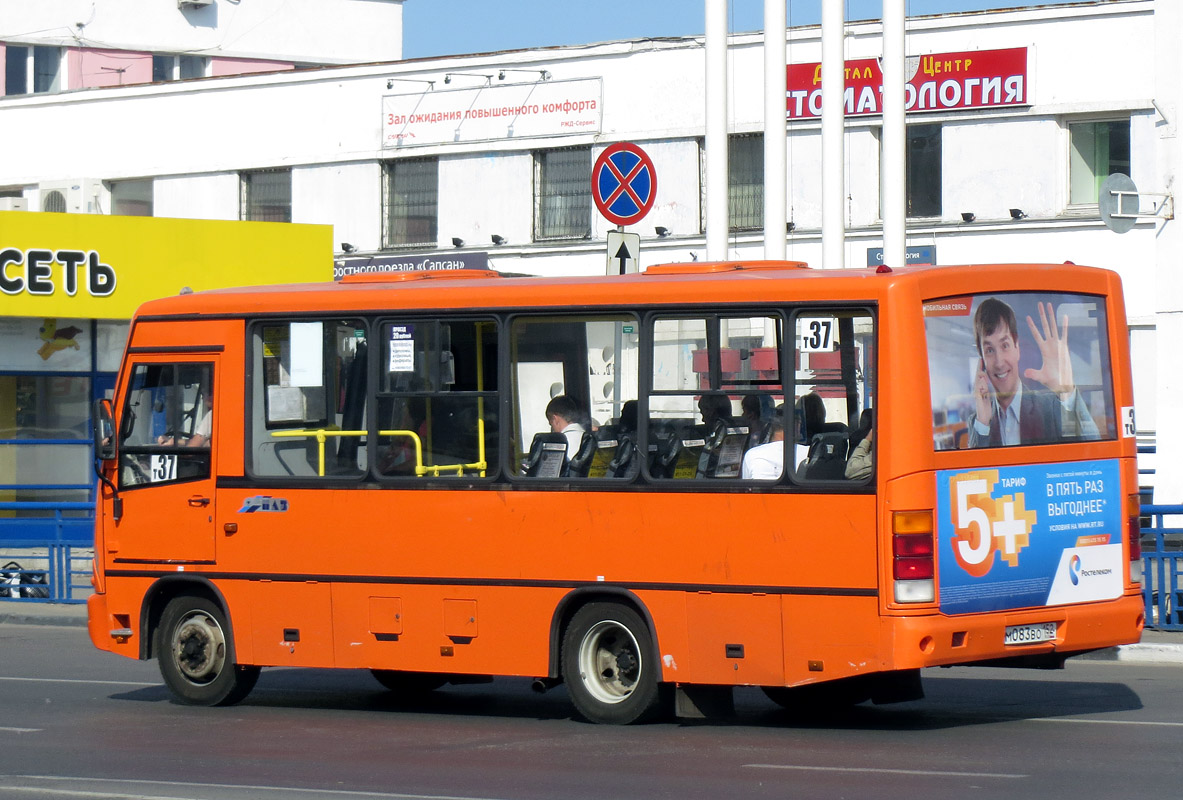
[93,398,116,462]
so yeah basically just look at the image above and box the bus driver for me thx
[968,297,1099,447]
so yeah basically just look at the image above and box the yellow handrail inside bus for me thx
[270,428,486,478]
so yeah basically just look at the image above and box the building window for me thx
[179,56,206,80]
[383,157,438,248]
[535,146,591,240]
[4,45,60,95]
[1069,120,1130,205]
[241,169,291,222]
[152,56,172,83]
[152,55,208,82]
[5,46,28,96]
[729,134,764,231]
[110,179,154,217]
[906,124,941,218]
[34,47,62,93]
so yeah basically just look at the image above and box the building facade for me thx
[1,0,404,101]
[1,0,1178,500]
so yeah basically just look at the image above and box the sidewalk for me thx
[0,600,90,627]
[5,601,1183,664]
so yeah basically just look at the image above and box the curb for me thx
[0,605,89,628]
[1077,642,1183,665]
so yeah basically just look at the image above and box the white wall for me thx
[294,162,381,250]
[439,152,533,248]
[154,173,238,220]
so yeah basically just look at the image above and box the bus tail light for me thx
[1127,493,1143,584]
[893,511,935,603]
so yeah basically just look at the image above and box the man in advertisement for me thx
[968,297,1099,447]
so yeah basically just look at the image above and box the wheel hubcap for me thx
[578,620,642,704]
[171,611,227,686]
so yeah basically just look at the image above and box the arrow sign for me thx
[606,231,640,275]
[592,142,657,226]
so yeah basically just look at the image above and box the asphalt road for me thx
[2,621,1181,800]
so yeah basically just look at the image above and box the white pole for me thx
[763,0,787,261]
[705,0,729,262]
[821,0,845,268]
[882,0,906,268]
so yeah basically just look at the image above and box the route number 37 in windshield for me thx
[798,316,835,352]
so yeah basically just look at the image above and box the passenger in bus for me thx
[741,394,774,447]
[618,399,638,436]
[968,297,1099,447]
[545,394,587,459]
[845,428,873,480]
[697,392,735,431]
[740,416,785,480]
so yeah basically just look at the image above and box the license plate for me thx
[1004,622,1058,646]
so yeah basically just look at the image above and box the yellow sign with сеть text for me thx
[0,211,333,319]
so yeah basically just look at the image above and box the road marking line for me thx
[0,676,158,688]
[0,726,40,733]
[745,764,1025,779]
[1032,717,1183,727]
[3,775,520,800]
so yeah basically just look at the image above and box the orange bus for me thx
[88,260,1144,724]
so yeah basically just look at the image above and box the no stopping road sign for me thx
[592,142,657,227]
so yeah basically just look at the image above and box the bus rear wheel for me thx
[156,596,259,706]
[561,602,661,724]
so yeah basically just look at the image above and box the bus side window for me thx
[375,318,498,480]
[509,314,639,479]
[647,314,784,481]
[791,309,875,484]
[247,319,368,479]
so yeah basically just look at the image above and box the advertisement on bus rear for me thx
[923,291,1118,452]
[936,459,1124,614]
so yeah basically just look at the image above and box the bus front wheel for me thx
[156,596,260,706]
[561,602,661,724]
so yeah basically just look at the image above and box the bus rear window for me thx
[924,291,1116,451]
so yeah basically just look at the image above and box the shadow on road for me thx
[106,665,1144,731]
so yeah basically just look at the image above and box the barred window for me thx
[383,157,438,248]
[729,134,764,231]
[241,168,291,223]
[535,147,591,240]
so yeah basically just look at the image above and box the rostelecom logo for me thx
[950,470,1038,578]
[1069,554,1083,585]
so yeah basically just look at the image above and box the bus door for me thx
[111,357,219,564]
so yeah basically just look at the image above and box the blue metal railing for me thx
[0,500,94,604]
[1141,503,1183,631]
[0,501,95,543]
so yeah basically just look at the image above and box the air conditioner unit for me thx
[0,197,28,211]
[39,179,103,214]
[178,0,213,8]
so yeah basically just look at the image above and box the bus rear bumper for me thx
[887,593,1146,670]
